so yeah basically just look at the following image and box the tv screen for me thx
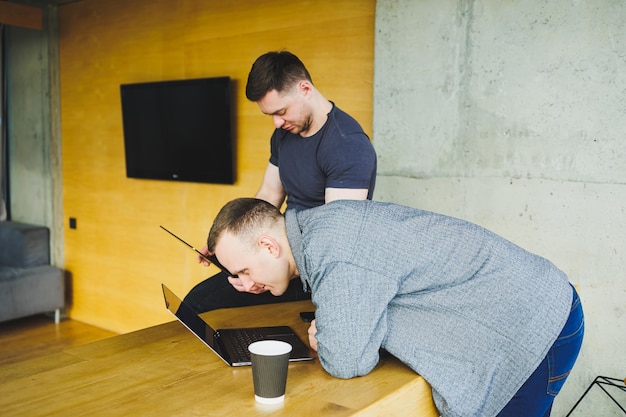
[120,76,235,184]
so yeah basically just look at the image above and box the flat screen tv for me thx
[120,76,235,184]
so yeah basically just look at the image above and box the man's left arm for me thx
[322,129,376,203]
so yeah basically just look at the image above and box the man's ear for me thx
[298,80,312,97]
[259,235,280,258]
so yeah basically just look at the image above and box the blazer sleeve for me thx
[310,262,400,379]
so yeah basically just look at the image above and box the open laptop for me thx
[161,284,315,366]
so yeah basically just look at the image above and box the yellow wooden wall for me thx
[59,0,375,333]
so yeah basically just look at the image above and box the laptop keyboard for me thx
[220,328,265,363]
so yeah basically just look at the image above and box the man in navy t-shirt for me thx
[183,51,377,312]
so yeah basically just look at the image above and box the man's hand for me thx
[308,319,318,351]
[198,245,268,294]
[227,275,269,294]
[197,245,212,266]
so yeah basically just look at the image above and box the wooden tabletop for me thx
[0,300,437,416]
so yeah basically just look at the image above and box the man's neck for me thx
[300,94,333,138]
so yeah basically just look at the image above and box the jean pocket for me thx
[546,296,584,396]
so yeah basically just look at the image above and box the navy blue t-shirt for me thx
[269,104,377,211]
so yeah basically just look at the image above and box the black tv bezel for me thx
[120,76,236,185]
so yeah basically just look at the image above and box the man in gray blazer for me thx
[206,197,584,417]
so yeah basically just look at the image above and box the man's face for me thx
[214,231,292,296]
[256,84,314,136]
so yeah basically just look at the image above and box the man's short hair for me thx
[207,198,283,252]
[245,51,313,102]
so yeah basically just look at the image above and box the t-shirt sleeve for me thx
[269,129,281,167]
[320,131,377,190]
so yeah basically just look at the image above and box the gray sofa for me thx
[0,221,65,323]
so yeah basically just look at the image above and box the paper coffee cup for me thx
[248,340,292,404]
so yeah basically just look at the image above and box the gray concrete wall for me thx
[5,5,63,266]
[7,25,50,224]
[374,0,624,415]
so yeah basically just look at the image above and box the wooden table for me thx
[0,300,437,416]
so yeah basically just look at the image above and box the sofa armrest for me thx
[0,221,51,267]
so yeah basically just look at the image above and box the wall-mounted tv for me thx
[120,76,235,184]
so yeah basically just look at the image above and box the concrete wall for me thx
[374,0,625,415]
[6,4,65,267]
[6,24,51,225]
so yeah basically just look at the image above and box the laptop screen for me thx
[162,284,223,354]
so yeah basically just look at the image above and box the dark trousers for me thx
[183,271,311,313]
[497,285,584,417]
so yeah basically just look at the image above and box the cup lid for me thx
[248,340,292,356]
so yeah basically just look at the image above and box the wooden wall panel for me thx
[59,0,374,333]
[0,1,42,30]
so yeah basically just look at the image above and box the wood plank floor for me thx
[0,314,118,366]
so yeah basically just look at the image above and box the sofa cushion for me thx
[0,222,51,267]
[0,266,20,281]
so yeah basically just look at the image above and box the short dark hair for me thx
[245,51,313,102]
[207,198,283,252]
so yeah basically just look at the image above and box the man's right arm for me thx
[313,263,394,379]
[255,162,286,209]
[197,163,285,267]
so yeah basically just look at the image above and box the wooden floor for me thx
[0,314,118,367]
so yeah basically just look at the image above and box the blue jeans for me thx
[498,285,584,417]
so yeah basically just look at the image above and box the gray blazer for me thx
[286,200,572,417]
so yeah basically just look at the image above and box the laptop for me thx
[161,284,315,366]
